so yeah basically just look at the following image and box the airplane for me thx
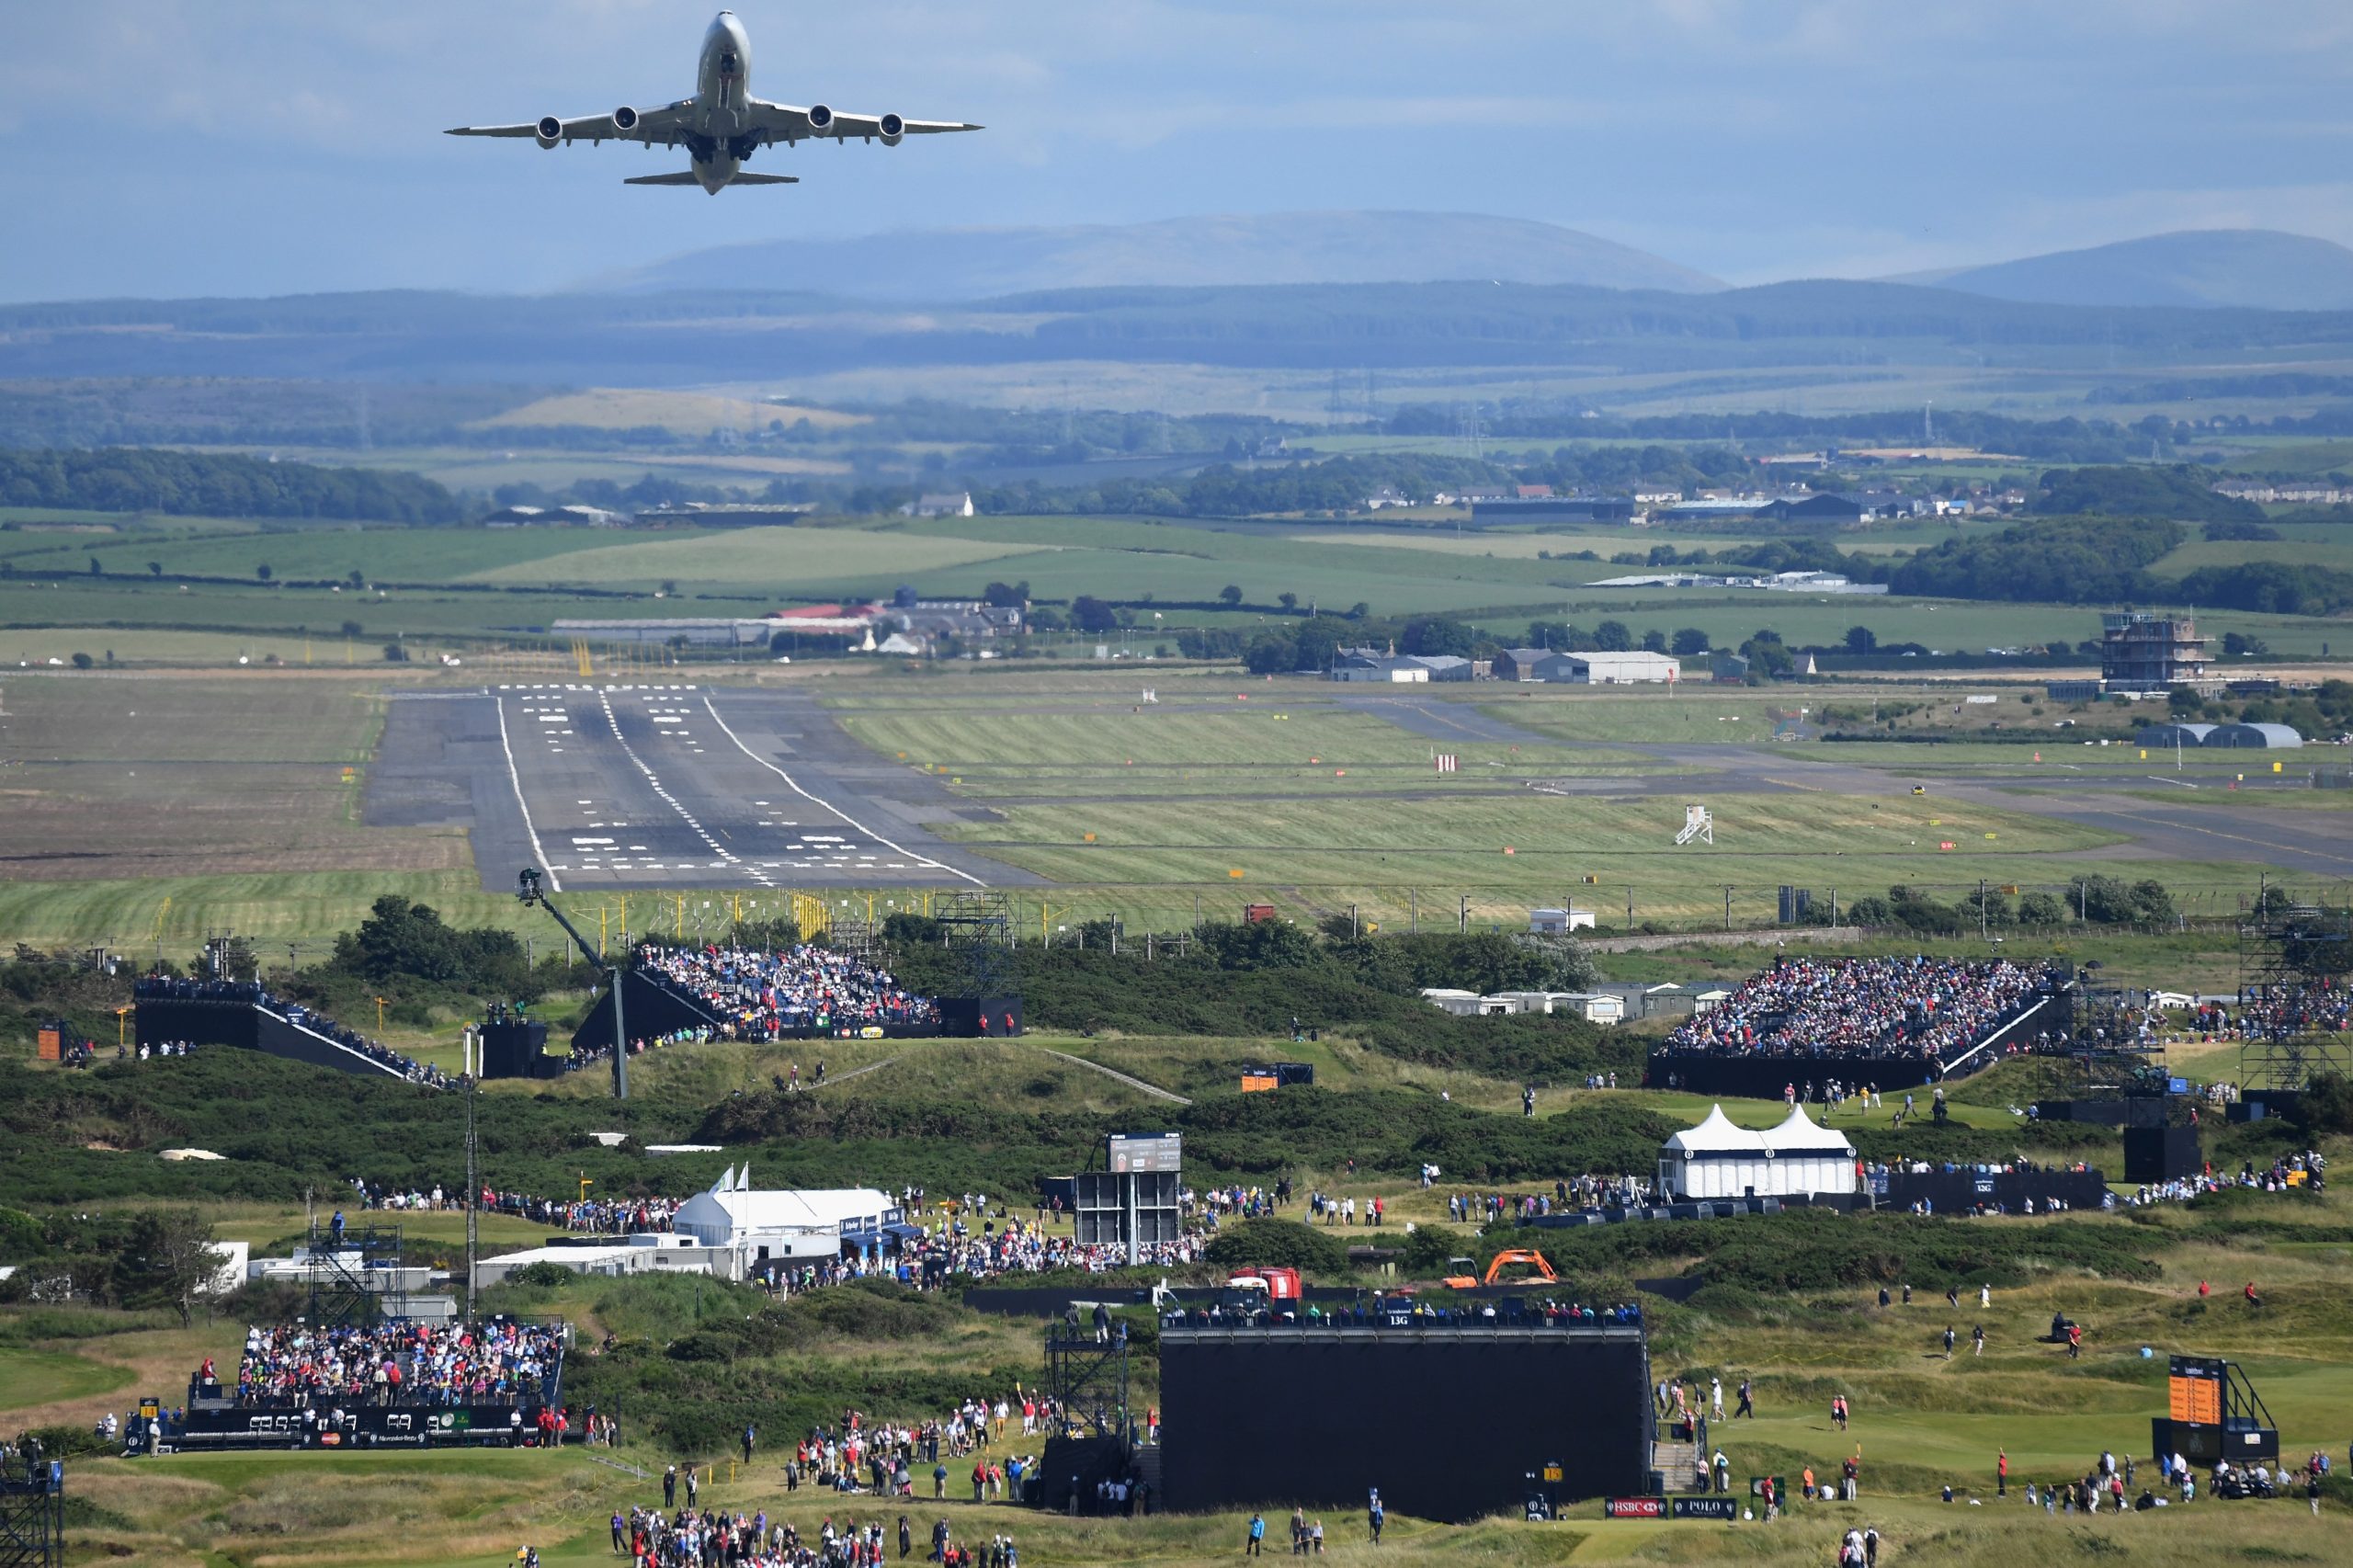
[447,10,980,195]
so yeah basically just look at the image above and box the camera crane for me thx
[517,868,629,1101]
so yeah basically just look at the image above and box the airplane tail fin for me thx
[622,171,798,187]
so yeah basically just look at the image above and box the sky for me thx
[4,0,2353,301]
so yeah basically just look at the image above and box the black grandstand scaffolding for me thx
[306,1220,404,1329]
[0,1460,63,1568]
[936,892,1016,1000]
[1044,1316,1131,1441]
[2236,892,2353,1092]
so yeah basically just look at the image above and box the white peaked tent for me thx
[1658,1105,1764,1200]
[1758,1105,1858,1197]
[1657,1103,1856,1199]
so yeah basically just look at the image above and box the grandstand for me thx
[1646,956,2070,1096]
[571,940,963,1055]
[132,978,449,1087]
[173,1315,568,1451]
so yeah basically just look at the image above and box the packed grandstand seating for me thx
[1656,955,2062,1064]
[133,976,449,1086]
[216,1317,563,1408]
[2185,983,2353,1041]
[637,942,938,1036]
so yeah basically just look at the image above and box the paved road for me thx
[368,684,1042,893]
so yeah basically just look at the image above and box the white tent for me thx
[1757,1105,1858,1197]
[1658,1104,1857,1199]
[672,1165,901,1264]
[1658,1105,1765,1200]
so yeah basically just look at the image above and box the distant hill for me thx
[574,210,1726,300]
[1927,230,2353,312]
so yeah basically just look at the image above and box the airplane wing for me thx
[447,104,696,146]
[745,100,982,144]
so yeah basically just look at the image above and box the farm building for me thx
[1656,1104,1857,1200]
[1529,907,1597,934]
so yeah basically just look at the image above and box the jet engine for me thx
[613,106,640,134]
[879,113,904,146]
[535,115,563,148]
[807,103,834,133]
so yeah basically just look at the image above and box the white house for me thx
[1656,1104,1856,1200]
[901,493,976,518]
[1529,907,1597,935]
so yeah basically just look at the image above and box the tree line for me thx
[0,447,460,523]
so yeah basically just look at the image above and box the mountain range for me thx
[574,210,1727,299]
[1897,229,2353,312]
[579,214,2353,314]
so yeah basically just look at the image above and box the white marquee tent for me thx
[672,1165,905,1265]
[1657,1104,1857,1200]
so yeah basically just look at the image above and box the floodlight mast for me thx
[517,868,627,1100]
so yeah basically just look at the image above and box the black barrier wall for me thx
[1879,1167,2110,1212]
[1158,1326,1648,1524]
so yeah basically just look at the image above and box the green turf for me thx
[0,1344,136,1416]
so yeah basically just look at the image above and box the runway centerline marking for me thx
[699,693,986,888]
[596,691,772,889]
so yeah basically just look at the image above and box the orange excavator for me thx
[1441,1248,1560,1290]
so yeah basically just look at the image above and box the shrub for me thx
[1202,1219,1350,1274]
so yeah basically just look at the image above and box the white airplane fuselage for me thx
[688,12,755,193]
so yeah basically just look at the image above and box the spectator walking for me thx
[1246,1513,1264,1556]
[1734,1378,1754,1419]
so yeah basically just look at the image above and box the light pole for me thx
[518,868,629,1100]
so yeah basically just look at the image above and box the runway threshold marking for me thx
[493,696,562,892]
[699,694,987,889]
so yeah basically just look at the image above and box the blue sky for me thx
[4,0,2351,301]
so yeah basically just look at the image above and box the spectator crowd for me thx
[219,1317,564,1409]
[638,944,938,1038]
[1659,957,2060,1065]
[354,1177,684,1235]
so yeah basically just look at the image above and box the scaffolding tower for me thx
[827,912,881,964]
[1043,1322,1131,1441]
[936,892,1016,998]
[306,1220,404,1328]
[2235,895,2353,1092]
[0,1462,63,1568]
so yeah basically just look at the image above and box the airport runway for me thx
[368,685,1041,892]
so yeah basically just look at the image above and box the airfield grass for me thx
[0,675,471,886]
